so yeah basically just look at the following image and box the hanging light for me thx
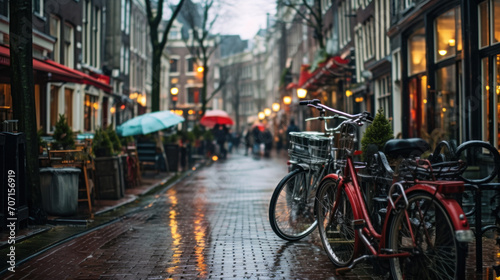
[297,88,307,99]
[264,108,271,116]
[283,96,292,105]
[272,102,280,112]
[258,112,265,120]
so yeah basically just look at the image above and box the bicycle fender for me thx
[384,184,470,232]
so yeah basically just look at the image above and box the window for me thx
[408,28,426,75]
[0,0,8,18]
[478,0,500,48]
[435,65,459,141]
[338,0,352,48]
[0,84,12,124]
[50,15,61,63]
[33,0,43,17]
[435,7,462,62]
[186,57,195,73]
[170,58,179,73]
[187,87,200,104]
[494,0,500,44]
[63,23,74,67]
[64,88,73,127]
[479,1,490,48]
[375,75,392,118]
[375,0,391,60]
[50,85,60,131]
[84,94,98,132]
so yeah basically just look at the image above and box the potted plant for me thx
[53,114,75,150]
[360,108,394,161]
[92,127,124,199]
[163,131,180,172]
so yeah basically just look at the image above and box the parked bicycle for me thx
[305,99,474,280]
[268,105,349,241]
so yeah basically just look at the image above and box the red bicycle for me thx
[303,100,474,280]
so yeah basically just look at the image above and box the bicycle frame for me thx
[322,153,473,269]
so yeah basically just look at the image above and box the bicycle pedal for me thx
[352,219,366,230]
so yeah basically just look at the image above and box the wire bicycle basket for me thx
[336,123,357,167]
[288,132,331,165]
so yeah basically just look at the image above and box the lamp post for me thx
[170,86,179,109]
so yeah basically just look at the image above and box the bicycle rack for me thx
[465,183,500,274]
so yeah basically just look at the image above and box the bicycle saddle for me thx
[383,138,430,159]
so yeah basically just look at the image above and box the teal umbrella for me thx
[117,111,184,136]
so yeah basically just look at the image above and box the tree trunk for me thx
[151,47,162,112]
[9,0,42,218]
[201,55,208,115]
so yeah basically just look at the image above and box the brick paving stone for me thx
[3,151,496,279]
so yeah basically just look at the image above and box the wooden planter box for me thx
[94,156,125,200]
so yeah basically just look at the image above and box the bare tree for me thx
[145,0,186,112]
[279,0,325,50]
[180,0,221,115]
[9,0,42,216]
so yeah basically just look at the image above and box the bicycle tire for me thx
[387,192,467,280]
[315,179,356,267]
[269,168,318,241]
[454,141,500,184]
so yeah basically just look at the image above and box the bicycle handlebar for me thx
[300,99,373,127]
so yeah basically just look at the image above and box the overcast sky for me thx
[212,0,277,40]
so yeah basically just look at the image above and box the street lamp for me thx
[283,96,292,105]
[272,102,280,112]
[297,88,307,99]
[170,86,179,109]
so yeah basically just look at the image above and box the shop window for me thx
[478,0,500,47]
[496,54,500,147]
[436,65,459,142]
[84,94,98,132]
[479,1,490,48]
[0,84,12,123]
[64,88,73,128]
[50,85,60,131]
[482,57,491,142]
[435,7,461,62]
[408,28,426,75]
[494,0,500,44]
[408,75,428,139]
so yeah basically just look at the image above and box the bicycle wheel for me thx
[454,141,500,184]
[315,179,356,267]
[269,168,318,241]
[387,192,467,280]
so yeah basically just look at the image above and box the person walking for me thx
[252,124,262,157]
[243,125,252,156]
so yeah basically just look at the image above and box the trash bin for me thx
[40,167,81,216]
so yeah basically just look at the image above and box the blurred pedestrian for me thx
[213,124,229,159]
[252,124,262,157]
[263,126,273,158]
[243,125,252,156]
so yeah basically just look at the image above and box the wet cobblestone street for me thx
[3,151,500,279]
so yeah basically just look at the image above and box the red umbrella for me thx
[200,110,234,127]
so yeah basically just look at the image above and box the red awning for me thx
[44,59,112,93]
[297,56,349,90]
[0,44,112,92]
[286,82,298,90]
